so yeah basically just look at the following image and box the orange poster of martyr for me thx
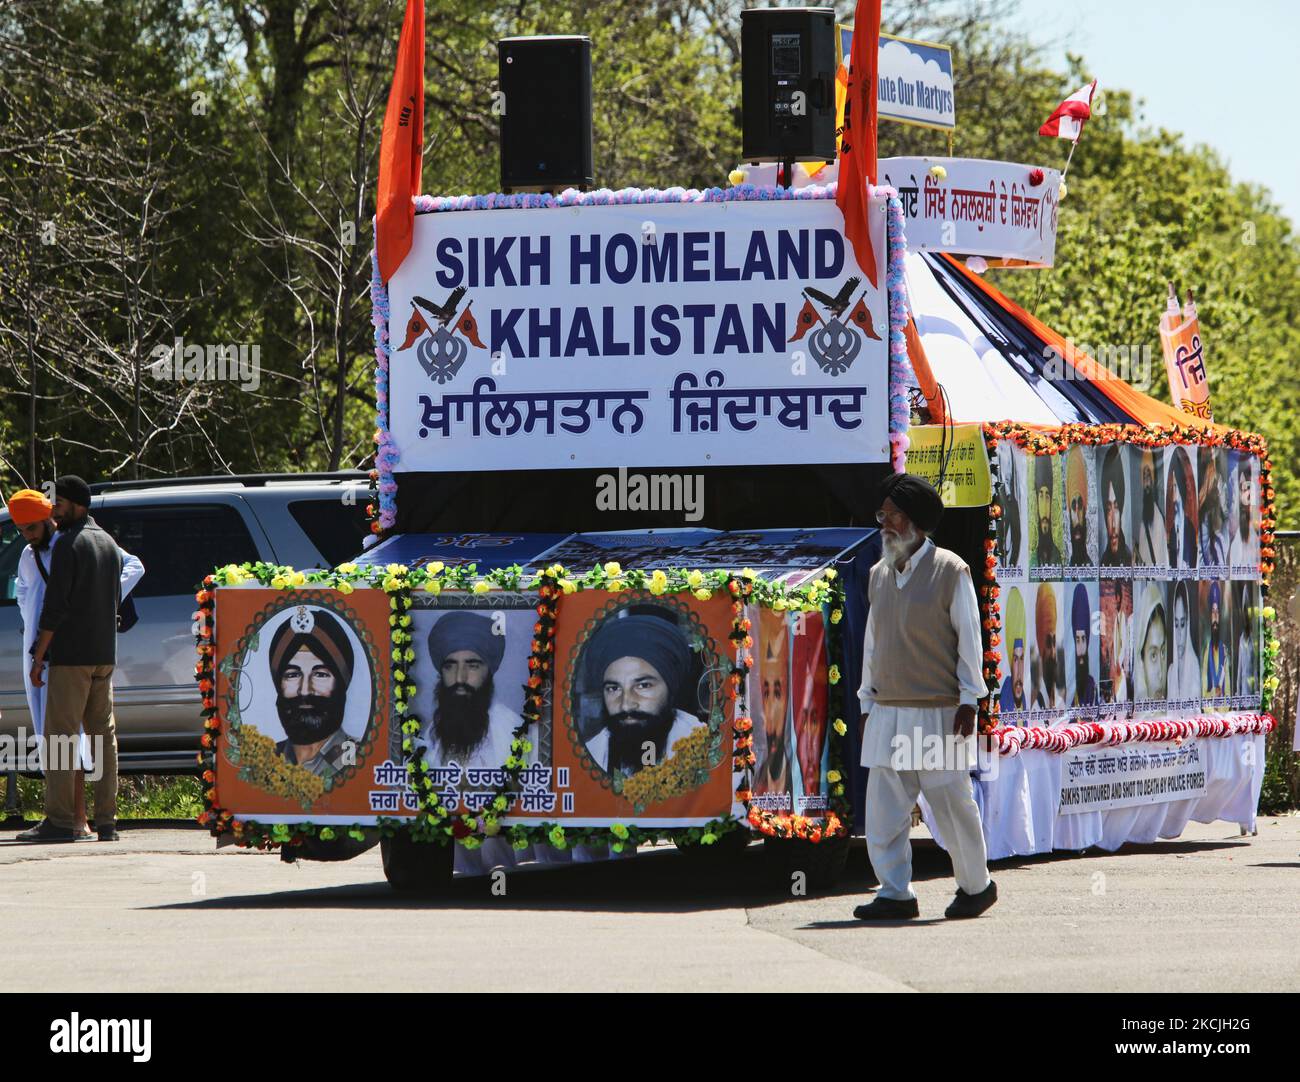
[213,587,405,824]
[542,589,738,826]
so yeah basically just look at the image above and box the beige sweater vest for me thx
[867,544,969,708]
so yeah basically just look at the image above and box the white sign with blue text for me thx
[385,196,889,472]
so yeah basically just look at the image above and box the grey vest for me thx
[867,544,969,708]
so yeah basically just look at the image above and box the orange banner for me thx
[1159,312,1213,422]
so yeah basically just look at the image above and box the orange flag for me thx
[376,0,425,283]
[834,0,881,288]
[454,303,486,349]
[789,298,824,342]
[398,304,432,350]
[847,296,880,340]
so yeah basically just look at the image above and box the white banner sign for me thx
[878,156,1061,267]
[1059,739,1209,814]
[837,29,956,131]
[385,197,889,472]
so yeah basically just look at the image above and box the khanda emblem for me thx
[788,275,881,376]
[397,286,487,385]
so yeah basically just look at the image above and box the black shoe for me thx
[15,820,77,843]
[97,824,120,842]
[945,880,998,919]
[853,895,920,921]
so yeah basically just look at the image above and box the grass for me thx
[0,773,203,822]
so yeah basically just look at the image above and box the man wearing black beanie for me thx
[18,475,124,844]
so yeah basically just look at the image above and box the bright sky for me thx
[1010,0,1298,225]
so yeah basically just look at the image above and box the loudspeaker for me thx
[499,35,594,193]
[740,7,838,165]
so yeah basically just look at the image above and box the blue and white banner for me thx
[385,196,889,472]
[837,29,956,132]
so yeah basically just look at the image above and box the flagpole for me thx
[1060,136,1079,181]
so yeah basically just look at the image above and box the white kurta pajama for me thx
[15,534,144,769]
[858,538,992,902]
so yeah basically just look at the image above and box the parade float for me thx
[194,6,1275,889]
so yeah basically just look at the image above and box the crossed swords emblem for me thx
[398,286,485,385]
[789,275,882,376]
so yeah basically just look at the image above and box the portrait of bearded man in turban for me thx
[1033,584,1066,712]
[752,608,791,799]
[268,606,358,779]
[1031,453,1062,570]
[999,586,1028,715]
[1068,584,1097,709]
[1201,581,1230,707]
[418,610,521,770]
[1065,446,1093,567]
[1133,448,1166,568]
[1099,445,1132,569]
[580,610,705,778]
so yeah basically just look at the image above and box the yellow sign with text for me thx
[906,424,991,507]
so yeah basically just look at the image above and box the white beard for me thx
[883,522,921,565]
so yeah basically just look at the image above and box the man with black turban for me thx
[1033,454,1061,567]
[854,473,996,922]
[1100,445,1132,568]
[582,611,702,777]
[268,606,357,778]
[419,610,520,770]
[1069,584,1097,707]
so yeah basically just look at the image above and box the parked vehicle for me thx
[0,473,371,772]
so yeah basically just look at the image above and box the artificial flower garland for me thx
[980,419,1276,740]
[194,559,851,853]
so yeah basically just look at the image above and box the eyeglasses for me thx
[875,508,906,525]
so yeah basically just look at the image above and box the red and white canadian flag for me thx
[1039,80,1097,142]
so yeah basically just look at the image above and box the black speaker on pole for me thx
[740,7,838,167]
[498,35,594,193]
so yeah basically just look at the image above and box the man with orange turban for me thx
[7,486,143,841]
[1033,584,1065,712]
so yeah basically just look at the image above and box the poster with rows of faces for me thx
[992,442,1261,726]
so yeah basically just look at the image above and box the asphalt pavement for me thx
[1,816,1296,992]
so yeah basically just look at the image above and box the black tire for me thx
[284,830,379,863]
[381,831,454,893]
[763,833,850,892]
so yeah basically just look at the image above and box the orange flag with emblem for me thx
[454,303,486,349]
[789,298,824,342]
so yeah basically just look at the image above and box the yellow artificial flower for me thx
[687,569,705,588]
[472,580,490,595]
[603,561,622,577]
[427,560,445,574]
[336,562,357,575]
[337,579,354,595]
[694,588,712,601]
[425,579,442,595]
[649,569,669,595]
[833,718,847,736]
[608,579,625,592]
